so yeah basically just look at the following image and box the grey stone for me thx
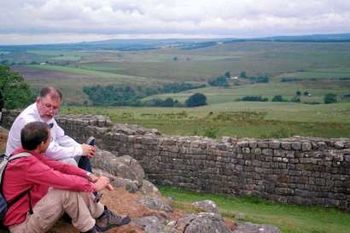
[133,216,168,233]
[334,141,345,149]
[92,150,145,186]
[249,140,258,149]
[281,142,291,150]
[269,141,280,149]
[140,179,162,197]
[302,142,312,151]
[173,213,231,233]
[192,200,219,214]
[257,141,269,148]
[141,196,173,212]
[291,142,302,150]
[233,222,281,233]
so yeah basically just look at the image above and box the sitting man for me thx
[6,86,94,171]
[2,121,130,233]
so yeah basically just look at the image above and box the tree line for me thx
[83,83,207,107]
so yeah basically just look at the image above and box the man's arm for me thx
[38,154,88,177]
[25,157,96,192]
[45,121,84,160]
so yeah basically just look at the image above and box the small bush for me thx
[324,93,337,104]
[185,93,207,107]
[240,96,268,102]
[271,95,286,102]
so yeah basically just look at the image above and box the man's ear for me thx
[36,97,41,103]
[37,141,45,152]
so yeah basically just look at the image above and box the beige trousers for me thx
[9,188,104,233]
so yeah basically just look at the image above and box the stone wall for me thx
[2,110,350,210]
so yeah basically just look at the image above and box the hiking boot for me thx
[81,225,101,233]
[96,207,131,231]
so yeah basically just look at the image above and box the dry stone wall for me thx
[2,110,350,211]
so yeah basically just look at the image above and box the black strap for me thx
[28,191,33,215]
[6,188,32,214]
[2,153,33,215]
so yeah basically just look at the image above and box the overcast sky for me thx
[1,0,350,45]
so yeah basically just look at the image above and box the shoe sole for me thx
[97,216,131,232]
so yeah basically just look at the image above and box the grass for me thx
[61,101,350,138]
[159,186,350,233]
[28,64,153,83]
[4,41,350,137]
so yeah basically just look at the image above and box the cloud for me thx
[1,0,350,44]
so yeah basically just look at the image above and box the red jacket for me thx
[3,148,96,226]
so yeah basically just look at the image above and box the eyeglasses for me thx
[42,102,59,112]
[39,98,60,113]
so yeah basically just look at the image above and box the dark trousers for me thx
[78,156,92,173]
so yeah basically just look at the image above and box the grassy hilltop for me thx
[1,39,350,138]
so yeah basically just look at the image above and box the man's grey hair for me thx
[39,86,62,101]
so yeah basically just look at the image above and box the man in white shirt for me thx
[6,86,95,169]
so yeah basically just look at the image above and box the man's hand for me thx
[81,144,96,158]
[106,184,114,191]
[93,176,111,192]
[87,173,99,183]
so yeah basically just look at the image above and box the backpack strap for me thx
[1,152,33,215]
[7,152,31,162]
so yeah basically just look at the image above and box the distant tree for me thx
[224,71,231,78]
[162,97,175,107]
[240,96,268,102]
[185,93,207,107]
[0,65,34,109]
[271,95,285,102]
[208,75,229,87]
[324,93,337,104]
[239,71,247,78]
[255,74,269,83]
[291,90,302,103]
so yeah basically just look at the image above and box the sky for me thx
[1,0,350,45]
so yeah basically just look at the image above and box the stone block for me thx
[302,142,312,151]
[262,149,273,156]
[281,141,291,150]
[291,142,302,151]
[249,140,258,148]
[269,140,281,149]
[258,141,269,148]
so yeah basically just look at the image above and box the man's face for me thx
[36,95,61,122]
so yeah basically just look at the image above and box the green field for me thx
[2,41,350,138]
[160,186,350,233]
[61,101,350,138]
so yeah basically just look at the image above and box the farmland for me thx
[1,40,350,138]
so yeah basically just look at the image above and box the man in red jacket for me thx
[3,121,130,233]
